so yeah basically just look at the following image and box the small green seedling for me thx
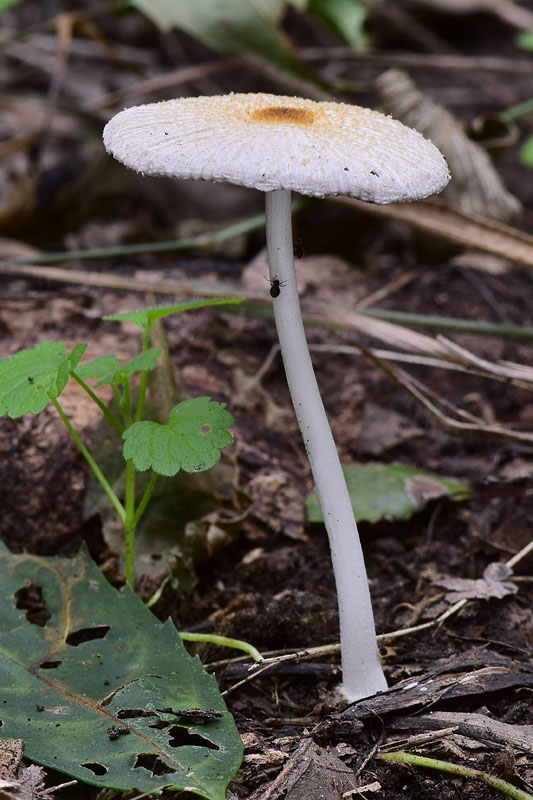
[0,298,241,588]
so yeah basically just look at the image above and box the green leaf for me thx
[0,542,243,799]
[309,0,368,48]
[129,0,306,73]
[515,30,533,50]
[75,354,120,380]
[123,398,234,476]
[519,134,533,168]
[0,0,23,11]
[94,348,161,387]
[0,341,87,418]
[306,462,471,524]
[104,298,243,337]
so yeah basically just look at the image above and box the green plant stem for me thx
[7,258,533,341]
[356,308,533,340]
[219,300,533,342]
[179,632,264,663]
[124,459,137,588]
[11,210,273,264]
[145,573,174,608]
[500,98,533,122]
[51,397,126,523]
[111,383,125,418]
[131,471,158,529]
[135,327,152,423]
[71,372,124,435]
[121,379,133,427]
[381,751,533,800]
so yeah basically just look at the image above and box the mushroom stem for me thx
[265,189,387,702]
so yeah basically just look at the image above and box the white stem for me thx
[265,189,387,701]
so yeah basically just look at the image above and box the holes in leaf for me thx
[39,661,62,670]
[66,625,110,646]
[81,762,108,776]
[201,424,211,435]
[117,709,154,719]
[15,582,51,627]
[148,720,169,730]
[167,726,219,751]
[134,754,176,776]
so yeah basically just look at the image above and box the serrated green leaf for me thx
[129,0,306,73]
[75,354,120,380]
[0,342,87,418]
[309,0,367,48]
[123,398,234,476]
[0,542,243,799]
[306,462,471,524]
[104,298,243,337]
[94,348,161,387]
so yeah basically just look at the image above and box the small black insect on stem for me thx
[269,277,288,298]
[263,274,288,298]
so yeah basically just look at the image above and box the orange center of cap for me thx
[251,106,315,125]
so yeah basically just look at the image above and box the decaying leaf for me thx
[0,741,48,800]
[356,403,424,456]
[0,543,243,800]
[345,652,533,720]
[0,741,24,781]
[0,764,48,800]
[376,69,522,222]
[248,739,358,800]
[433,562,518,602]
[306,462,470,525]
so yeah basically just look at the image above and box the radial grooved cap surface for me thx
[103,93,450,204]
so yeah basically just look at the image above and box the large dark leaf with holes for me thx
[0,542,243,799]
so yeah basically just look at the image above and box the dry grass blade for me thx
[311,303,533,388]
[334,198,533,269]
[371,355,533,444]
[435,335,533,382]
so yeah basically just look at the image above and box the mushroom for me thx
[103,93,450,701]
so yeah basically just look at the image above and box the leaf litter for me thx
[1,3,533,800]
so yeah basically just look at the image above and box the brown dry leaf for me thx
[356,402,424,455]
[0,765,48,800]
[387,711,533,756]
[376,69,522,222]
[433,562,518,602]
[249,739,358,800]
[248,470,306,541]
[347,652,533,719]
[0,741,24,781]
[497,458,533,481]
[0,741,49,800]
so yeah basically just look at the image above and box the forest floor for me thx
[0,2,532,799]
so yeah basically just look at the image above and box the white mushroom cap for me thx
[103,92,450,204]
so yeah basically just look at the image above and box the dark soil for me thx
[1,3,532,800]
